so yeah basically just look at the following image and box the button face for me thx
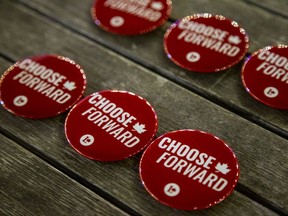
[164,14,249,72]
[139,130,239,210]
[91,0,172,35]
[65,90,158,161]
[0,55,86,118]
[242,45,288,109]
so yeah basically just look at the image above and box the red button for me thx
[91,0,172,35]
[164,14,249,72]
[242,45,288,109]
[65,90,158,161]
[140,130,239,210]
[0,55,86,118]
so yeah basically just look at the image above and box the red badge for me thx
[91,0,172,35]
[242,45,288,109]
[65,90,158,161]
[140,130,239,210]
[164,14,249,72]
[0,55,86,118]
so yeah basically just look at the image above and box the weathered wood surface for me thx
[16,0,288,136]
[245,0,288,18]
[0,0,287,215]
[0,134,128,216]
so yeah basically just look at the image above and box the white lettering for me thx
[104,0,161,22]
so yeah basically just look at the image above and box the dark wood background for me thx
[0,0,287,215]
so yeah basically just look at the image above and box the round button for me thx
[242,45,288,109]
[164,14,249,72]
[139,130,239,210]
[0,54,86,118]
[65,90,158,161]
[91,0,172,35]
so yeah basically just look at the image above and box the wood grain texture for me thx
[245,0,288,18]
[0,134,128,216]
[15,0,288,135]
[0,2,287,215]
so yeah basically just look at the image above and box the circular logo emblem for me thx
[0,55,86,118]
[139,130,239,210]
[80,134,95,146]
[164,14,249,72]
[91,0,172,35]
[65,90,158,161]
[164,183,180,197]
[242,45,288,109]
[13,95,28,107]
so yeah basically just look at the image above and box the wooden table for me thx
[0,1,287,215]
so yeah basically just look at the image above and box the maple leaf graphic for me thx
[228,35,241,45]
[215,163,231,175]
[63,81,76,91]
[133,123,146,134]
[151,2,164,10]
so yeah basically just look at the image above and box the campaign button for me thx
[65,90,158,161]
[164,14,249,72]
[139,130,239,210]
[0,55,86,118]
[91,0,172,35]
[242,45,288,109]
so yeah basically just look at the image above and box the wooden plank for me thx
[245,0,288,18]
[0,134,128,216]
[0,2,287,214]
[15,0,288,135]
